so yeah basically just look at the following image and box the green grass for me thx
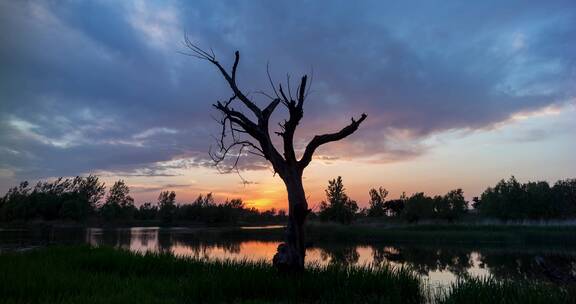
[1,246,573,304]
[437,277,574,304]
[0,246,423,304]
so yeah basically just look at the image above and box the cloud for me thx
[133,127,179,140]
[0,0,574,184]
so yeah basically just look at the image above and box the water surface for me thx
[1,226,574,290]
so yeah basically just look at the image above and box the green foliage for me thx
[0,175,105,221]
[552,178,576,216]
[402,192,435,222]
[135,202,158,221]
[0,246,424,304]
[434,189,468,221]
[158,191,176,223]
[367,187,389,217]
[319,176,359,224]
[438,277,572,304]
[401,190,467,222]
[193,192,215,207]
[100,180,136,221]
[476,177,576,220]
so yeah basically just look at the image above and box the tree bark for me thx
[273,171,308,272]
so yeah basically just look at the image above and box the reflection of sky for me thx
[84,228,507,290]
[1,1,575,210]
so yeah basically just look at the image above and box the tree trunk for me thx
[273,172,308,272]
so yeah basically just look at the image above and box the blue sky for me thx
[1,0,575,208]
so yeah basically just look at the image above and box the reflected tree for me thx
[371,245,472,277]
[320,245,360,267]
[480,251,576,283]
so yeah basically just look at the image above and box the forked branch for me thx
[182,34,262,119]
[299,113,367,169]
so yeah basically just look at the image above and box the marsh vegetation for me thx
[1,245,573,304]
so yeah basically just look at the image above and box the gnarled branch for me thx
[299,113,367,169]
[183,35,262,119]
[184,41,288,174]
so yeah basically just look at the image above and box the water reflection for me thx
[2,227,575,288]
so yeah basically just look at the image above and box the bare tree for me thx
[183,38,367,271]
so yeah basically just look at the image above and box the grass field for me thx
[437,277,575,304]
[0,246,423,304]
[0,246,572,303]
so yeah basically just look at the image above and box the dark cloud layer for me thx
[0,0,574,185]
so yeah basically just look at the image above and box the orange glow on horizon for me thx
[245,198,276,210]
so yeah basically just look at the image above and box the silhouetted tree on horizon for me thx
[158,190,176,223]
[367,187,389,217]
[101,180,135,220]
[319,176,359,224]
[183,38,367,271]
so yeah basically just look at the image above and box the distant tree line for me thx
[473,176,576,220]
[1,175,574,225]
[0,175,286,224]
[317,176,576,224]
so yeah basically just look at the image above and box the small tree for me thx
[402,192,434,222]
[158,191,176,223]
[367,187,389,217]
[224,198,244,209]
[477,176,525,220]
[552,179,576,218]
[61,175,106,220]
[319,176,359,224]
[101,180,135,220]
[434,189,468,221]
[193,193,215,207]
[73,175,106,212]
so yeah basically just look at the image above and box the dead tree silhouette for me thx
[183,38,367,271]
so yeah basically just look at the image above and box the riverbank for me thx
[0,246,571,304]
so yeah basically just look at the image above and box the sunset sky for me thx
[1,0,575,211]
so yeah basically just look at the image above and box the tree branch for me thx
[183,37,262,119]
[213,101,261,139]
[299,113,367,169]
[297,75,307,108]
